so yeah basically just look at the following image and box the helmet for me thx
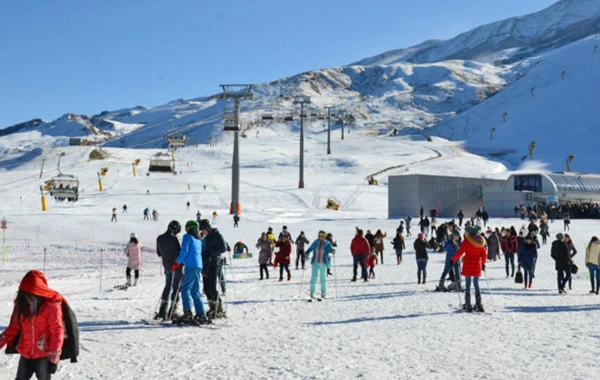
[130,233,136,239]
[199,219,211,231]
[185,220,199,231]
[168,220,181,235]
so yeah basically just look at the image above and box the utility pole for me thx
[325,107,333,154]
[219,84,254,215]
[294,96,311,188]
[339,111,345,140]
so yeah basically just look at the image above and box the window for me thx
[514,175,542,192]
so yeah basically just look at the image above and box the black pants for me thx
[203,260,223,302]
[280,264,290,278]
[406,227,411,236]
[126,267,139,278]
[295,249,306,268]
[504,253,515,276]
[16,356,51,380]
[260,263,269,279]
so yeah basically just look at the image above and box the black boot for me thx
[177,310,195,324]
[423,274,426,284]
[418,273,421,284]
[475,294,484,312]
[155,301,167,320]
[194,313,213,325]
[463,294,472,312]
[207,301,216,319]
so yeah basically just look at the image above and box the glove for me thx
[47,362,58,374]
[226,245,232,252]
[482,264,486,271]
[172,262,181,272]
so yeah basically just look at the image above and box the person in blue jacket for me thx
[305,231,334,300]
[517,234,538,289]
[172,220,211,325]
[437,230,462,292]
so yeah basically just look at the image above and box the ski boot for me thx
[321,292,326,300]
[154,301,167,320]
[462,294,472,312]
[133,277,138,287]
[176,310,196,325]
[194,314,213,325]
[435,280,446,292]
[215,298,227,319]
[126,276,132,287]
[474,294,485,312]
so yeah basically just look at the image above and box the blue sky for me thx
[0,0,558,128]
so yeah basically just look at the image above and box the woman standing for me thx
[373,229,387,264]
[275,235,292,281]
[585,236,600,294]
[0,270,65,379]
[564,234,577,290]
[392,231,406,264]
[517,235,538,289]
[256,232,273,280]
[125,233,143,287]
[305,231,334,301]
[450,226,487,312]
[539,220,550,244]
[413,233,430,284]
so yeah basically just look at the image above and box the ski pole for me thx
[333,253,338,299]
[166,272,183,321]
[483,269,495,312]
[227,250,235,296]
[298,255,307,299]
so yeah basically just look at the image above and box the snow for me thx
[0,125,598,379]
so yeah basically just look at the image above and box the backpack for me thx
[5,301,79,363]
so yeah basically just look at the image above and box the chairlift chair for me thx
[148,152,175,173]
[223,113,239,131]
[283,113,295,122]
[262,112,275,121]
[47,174,79,201]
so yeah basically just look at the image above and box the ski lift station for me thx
[388,172,600,219]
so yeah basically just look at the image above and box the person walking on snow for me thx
[414,233,430,284]
[199,219,227,319]
[450,225,487,312]
[419,216,430,237]
[172,220,212,325]
[373,229,387,265]
[405,216,412,237]
[551,233,572,294]
[564,233,577,290]
[196,210,202,224]
[0,270,65,380]
[295,231,310,270]
[111,207,117,222]
[392,231,406,264]
[500,228,518,277]
[275,235,292,281]
[367,253,377,279]
[585,236,600,294]
[122,204,127,213]
[256,232,273,280]
[350,229,370,282]
[143,207,150,221]
[124,233,143,287]
[279,225,293,240]
[437,230,462,292]
[155,220,182,320]
[457,209,464,227]
[305,231,334,300]
[325,233,337,276]
[233,214,240,228]
[517,234,538,289]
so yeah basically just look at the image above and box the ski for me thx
[142,319,219,328]
[113,284,129,291]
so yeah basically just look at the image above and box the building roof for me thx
[546,173,600,193]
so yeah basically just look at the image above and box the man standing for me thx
[279,225,292,240]
[350,229,370,282]
[233,214,240,228]
[295,231,310,270]
[551,233,572,294]
[111,207,117,222]
[500,228,518,277]
[200,219,227,319]
[156,221,182,320]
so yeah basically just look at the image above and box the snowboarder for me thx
[350,229,370,282]
[585,236,600,294]
[233,241,248,255]
[233,213,240,228]
[392,231,405,264]
[450,225,487,312]
[414,233,430,284]
[305,231,334,300]
[256,233,273,280]
[172,220,212,325]
[275,235,292,281]
[124,233,142,287]
[295,231,310,270]
[517,234,538,289]
[199,219,227,319]
[156,220,182,320]
[111,207,117,222]
[0,270,65,379]
[373,229,387,265]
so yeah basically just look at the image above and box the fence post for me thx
[43,247,47,274]
[99,248,104,292]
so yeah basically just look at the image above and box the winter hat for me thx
[185,220,199,231]
[452,230,461,237]
[19,270,65,302]
[465,225,481,235]
[556,233,564,241]
[417,233,424,239]
[130,233,136,239]
[199,219,211,231]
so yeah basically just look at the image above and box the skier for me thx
[500,228,518,277]
[275,235,292,281]
[585,236,600,294]
[256,232,273,280]
[124,233,142,287]
[437,230,462,292]
[111,207,117,222]
[172,220,212,325]
[517,234,538,289]
[122,204,127,213]
[186,201,190,210]
[450,225,487,312]
[457,209,464,227]
[143,207,150,221]
[152,209,159,222]
[551,233,572,294]
[295,231,310,270]
[212,211,218,225]
[350,229,370,282]
[156,221,182,320]
[0,271,65,379]
[405,216,412,237]
[305,230,335,300]
[233,213,240,228]
[373,229,387,265]
[414,233,430,284]
[199,219,227,319]
[325,233,337,276]
[392,231,406,264]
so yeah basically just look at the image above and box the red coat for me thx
[366,254,377,268]
[452,233,487,277]
[275,240,292,265]
[0,300,64,359]
[351,236,371,256]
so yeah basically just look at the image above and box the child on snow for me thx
[0,270,65,379]
[367,253,377,279]
[125,233,143,287]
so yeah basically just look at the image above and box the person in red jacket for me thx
[366,253,377,279]
[275,235,293,281]
[0,270,65,379]
[451,226,488,312]
[500,228,518,277]
[350,229,370,282]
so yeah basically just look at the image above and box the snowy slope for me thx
[353,0,600,66]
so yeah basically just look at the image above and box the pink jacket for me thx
[125,242,143,270]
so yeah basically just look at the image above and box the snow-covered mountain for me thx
[1,0,599,173]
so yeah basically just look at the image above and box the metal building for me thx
[388,174,505,219]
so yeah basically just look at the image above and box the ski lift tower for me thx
[219,84,254,215]
[294,96,311,188]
